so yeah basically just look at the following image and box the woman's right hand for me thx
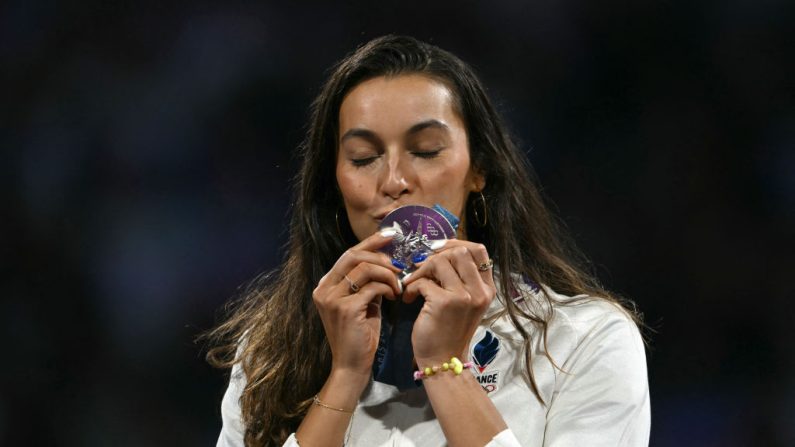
[312,229,402,380]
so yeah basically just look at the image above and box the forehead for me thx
[338,74,460,133]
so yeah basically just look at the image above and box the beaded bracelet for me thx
[413,357,475,381]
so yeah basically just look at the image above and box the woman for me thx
[206,35,650,447]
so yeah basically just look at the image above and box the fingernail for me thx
[402,272,413,282]
[411,252,428,264]
[429,239,447,250]
[391,259,407,270]
[380,228,397,238]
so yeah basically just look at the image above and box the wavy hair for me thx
[202,35,642,447]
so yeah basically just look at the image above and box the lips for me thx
[374,209,395,221]
[374,203,431,221]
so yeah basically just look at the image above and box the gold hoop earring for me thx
[472,191,488,228]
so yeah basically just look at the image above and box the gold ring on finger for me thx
[344,274,360,293]
[477,258,494,272]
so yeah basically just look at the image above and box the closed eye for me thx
[351,156,380,167]
[412,149,442,159]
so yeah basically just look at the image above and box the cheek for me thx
[337,173,373,209]
[428,156,473,210]
[438,154,472,187]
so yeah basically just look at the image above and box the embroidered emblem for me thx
[472,330,501,394]
[472,330,500,373]
[476,371,500,394]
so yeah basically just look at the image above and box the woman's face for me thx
[336,74,484,241]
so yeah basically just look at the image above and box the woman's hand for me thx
[312,230,402,380]
[402,241,497,366]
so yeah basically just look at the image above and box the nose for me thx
[380,151,411,200]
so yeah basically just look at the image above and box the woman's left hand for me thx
[401,240,497,366]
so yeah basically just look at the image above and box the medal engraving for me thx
[379,205,458,273]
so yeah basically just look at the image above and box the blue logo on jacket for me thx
[472,330,500,373]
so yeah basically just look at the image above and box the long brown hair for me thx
[203,35,642,447]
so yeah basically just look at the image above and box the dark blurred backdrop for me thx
[2,0,793,445]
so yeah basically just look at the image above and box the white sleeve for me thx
[216,363,246,447]
[216,362,301,447]
[543,309,650,447]
[484,429,522,447]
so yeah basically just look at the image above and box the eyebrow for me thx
[340,128,381,145]
[407,119,450,135]
[339,119,450,145]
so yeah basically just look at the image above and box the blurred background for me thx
[2,0,793,445]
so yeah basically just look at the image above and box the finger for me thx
[330,250,401,284]
[466,243,495,284]
[351,227,400,252]
[449,247,483,287]
[402,277,443,304]
[405,246,495,313]
[426,241,494,285]
[425,238,469,254]
[403,251,463,291]
[448,249,496,311]
[324,228,401,284]
[413,239,472,267]
[428,251,466,291]
[342,263,402,298]
[349,281,395,306]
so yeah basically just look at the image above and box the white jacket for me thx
[217,285,650,446]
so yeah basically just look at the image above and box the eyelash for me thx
[352,157,379,167]
[350,149,443,167]
[412,149,442,159]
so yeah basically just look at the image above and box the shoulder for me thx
[492,273,642,350]
[541,290,651,444]
[540,288,646,370]
[550,292,641,346]
[488,276,646,378]
[483,280,650,443]
[491,276,646,381]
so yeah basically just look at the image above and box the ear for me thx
[469,167,486,192]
